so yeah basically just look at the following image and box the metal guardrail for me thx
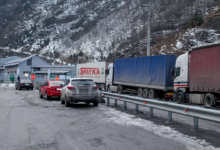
[102,92,220,130]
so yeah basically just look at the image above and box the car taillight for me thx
[20,84,23,86]
[92,86,98,90]
[31,84,34,86]
[67,86,75,90]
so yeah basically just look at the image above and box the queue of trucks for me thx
[77,43,220,108]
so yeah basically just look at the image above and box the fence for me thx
[102,92,220,130]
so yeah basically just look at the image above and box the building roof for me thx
[32,71,69,74]
[3,55,37,67]
[31,65,75,68]
[0,56,21,65]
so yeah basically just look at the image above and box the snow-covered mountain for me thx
[0,0,220,64]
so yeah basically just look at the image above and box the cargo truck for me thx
[173,43,220,107]
[76,62,107,90]
[106,55,178,99]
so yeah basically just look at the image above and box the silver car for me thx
[60,78,99,107]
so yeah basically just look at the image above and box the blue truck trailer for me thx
[106,55,178,99]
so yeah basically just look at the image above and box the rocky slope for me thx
[0,0,220,64]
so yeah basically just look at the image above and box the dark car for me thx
[15,79,34,90]
[39,81,64,100]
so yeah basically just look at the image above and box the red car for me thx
[39,81,64,100]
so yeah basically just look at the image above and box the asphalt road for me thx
[0,85,220,150]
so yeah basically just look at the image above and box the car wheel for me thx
[31,88,33,90]
[65,96,70,107]
[177,92,184,103]
[45,92,50,100]
[27,88,29,90]
[93,101,98,106]
[60,96,64,104]
[204,93,215,108]
[39,91,43,98]
[19,87,21,90]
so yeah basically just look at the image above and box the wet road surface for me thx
[0,86,220,150]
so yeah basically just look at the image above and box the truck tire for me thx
[117,85,122,94]
[107,85,110,92]
[149,89,157,99]
[138,88,143,97]
[204,93,215,108]
[143,89,149,98]
[177,92,184,103]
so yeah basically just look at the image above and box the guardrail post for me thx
[114,99,118,106]
[193,117,199,131]
[166,111,173,123]
[148,107,154,117]
[107,97,110,106]
[123,101,127,109]
[135,104,139,113]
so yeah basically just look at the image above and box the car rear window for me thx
[21,79,31,83]
[71,80,94,86]
[50,81,64,86]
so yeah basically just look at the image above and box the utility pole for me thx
[147,1,151,56]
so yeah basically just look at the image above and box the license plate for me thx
[57,88,62,90]
[25,84,29,85]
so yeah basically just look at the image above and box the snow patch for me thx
[100,106,218,150]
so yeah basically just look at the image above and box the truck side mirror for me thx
[105,69,109,75]
[171,69,175,78]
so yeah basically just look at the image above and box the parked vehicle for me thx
[60,78,98,107]
[76,62,107,90]
[39,81,64,100]
[106,55,178,99]
[173,43,220,107]
[15,79,34,90]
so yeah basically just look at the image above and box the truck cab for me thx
[106,63,116,91]
[173,52,189,102]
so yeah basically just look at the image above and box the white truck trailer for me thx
[76,62,107,90]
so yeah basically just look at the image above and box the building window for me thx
[27,58,32,66]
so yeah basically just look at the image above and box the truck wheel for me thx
[149,89,157,99]
[204,93,215,108]
[138,88,143,97]
[107,85,110,92]
[117,85,122,94]
[177,92,184,103]
[143,89,149,98]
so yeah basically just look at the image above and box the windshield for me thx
[50,81,64,86]
[20,79,31,83]
[71,80,94,86]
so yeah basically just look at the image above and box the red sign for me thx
[31,75,35,80]
[80,68,100,75]
[55,76,59,81]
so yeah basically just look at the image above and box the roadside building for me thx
[31,65,76,89]
[3,55,50,81]
[31,65,76,82]
[0,56,21,83]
